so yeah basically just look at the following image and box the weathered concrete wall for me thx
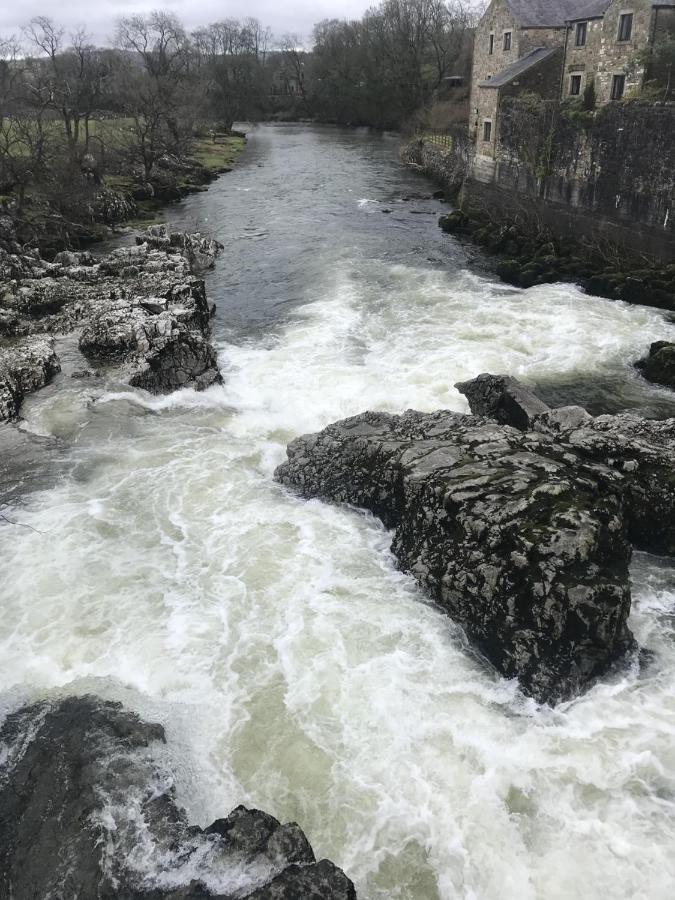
[461,101,675,261]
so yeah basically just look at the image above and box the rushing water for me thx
[2,124,675,899]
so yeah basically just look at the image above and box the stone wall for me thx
[460,100,675,261]
[401,128,473,197]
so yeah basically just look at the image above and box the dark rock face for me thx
[275,377,675,703]
[636,341,675,391]
[455,373,550,429]
[0,337,61,421]
[138,225,224,274]
[0,696,356,900]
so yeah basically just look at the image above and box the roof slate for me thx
[504,0,611,27]
[477,46,561,87]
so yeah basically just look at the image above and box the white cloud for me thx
[0,0,373,46]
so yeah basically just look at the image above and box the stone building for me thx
[564,0,675,104]
[469,0,675,158]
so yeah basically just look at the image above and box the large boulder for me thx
[455,372,550,429]
[78,278,219,393]
[138,225,224,272]
[636,341,675,390]
[0,337,61,421]
[275,379,675,704]
[0,696,356,900]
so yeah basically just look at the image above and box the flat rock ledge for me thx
[0,696,356,900]
[275,374,675,704]
[0,224,224,420]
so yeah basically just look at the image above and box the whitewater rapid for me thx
[2,126,675,899]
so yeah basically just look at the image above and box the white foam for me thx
[2,265,675,899]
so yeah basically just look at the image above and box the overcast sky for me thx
[0,1,374,45]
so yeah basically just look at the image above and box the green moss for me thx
[191,134,246,174]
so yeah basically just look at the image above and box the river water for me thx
[2,124,675,899]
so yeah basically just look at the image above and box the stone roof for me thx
[478,46,561,88]
[504,0,610,27]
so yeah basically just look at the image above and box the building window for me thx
[575,22,587,46]
[483,120,492,142]
[611,73,626,99]
[489,33,494,55]
[503,31,512,51]
[569,74,582,95]
[618,12,633,41]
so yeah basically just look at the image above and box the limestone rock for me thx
[275,379,675,704]
[0,338,61,421]
[0,696,356,900]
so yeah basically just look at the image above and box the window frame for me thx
[617,12,633,42]
[611,73,626,100]
[482,119,493,142]
[489,33,494,55]
[575,21,587,47]
[569,74,582,96]
[503,31,512,51]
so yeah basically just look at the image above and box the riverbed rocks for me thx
[0,337,61,422]
[0,226,224,412]
[275,375,675,704]
[435,207,675,312]
[0,696,356,900]
[138,225,224,273]
[636,341,675,391]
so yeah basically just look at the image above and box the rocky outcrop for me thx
[0,696,356,900]
[0,226,224,407]
[455,373,549,429]
[636,341,675,391]
[435,208,675,312]
[275,376,675,704]
[0,337,61,421]
[138,225,224,273]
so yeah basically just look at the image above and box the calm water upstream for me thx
[2,124,675,899]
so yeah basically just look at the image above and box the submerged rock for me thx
[0,696,356,900]
[636,341,675,391]
[0,337,61,422]
[275,376,675,704]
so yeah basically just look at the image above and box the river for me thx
[2,124,675,899]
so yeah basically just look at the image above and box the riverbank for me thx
[402,138,675,317]
[2,130,247,258]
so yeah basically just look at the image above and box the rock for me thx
[79,277,219,394]
[275,378,675,704]
[455,373,551,429]
[636,341,675,390]
[127,329,222,393]
[0,696,356,900]
[137,226,224,273]
[0,338,61,421]
[0,229,224,395]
